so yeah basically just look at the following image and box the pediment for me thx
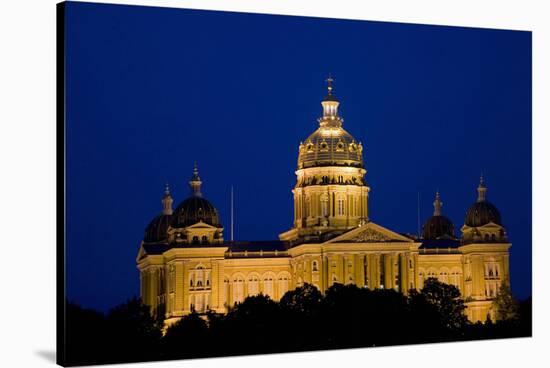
[168,220,219,232]
[136,244,146,262]
[186,221,218,229]
[325,222,414,244]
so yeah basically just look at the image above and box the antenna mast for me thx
[417,192,421,238]
[231,185,234,242]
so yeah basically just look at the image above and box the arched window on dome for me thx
[337,197,345,216]
[321,194,329,217]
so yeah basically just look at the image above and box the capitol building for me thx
[136,79,511,325]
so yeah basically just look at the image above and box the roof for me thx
[226,240,288,252]
[141,242,227,255]
[465,200,502,227]
[422,215,455,240]
[140,240,289,257]
[144,214,172,243]
[171,196,222,228]
[419,238,461,250]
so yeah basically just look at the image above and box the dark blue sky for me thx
[65,2,532,311]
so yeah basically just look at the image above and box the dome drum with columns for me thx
[280,77,370,245]
[137,77,513,326]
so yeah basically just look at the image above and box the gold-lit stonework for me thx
[137,79,511,326]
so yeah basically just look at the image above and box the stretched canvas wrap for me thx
[57,1,532,366]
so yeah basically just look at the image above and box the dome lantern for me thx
[477,174,487,202]
[171,164,222,229]
[464,176,502,227]
[189,161,202,197]
[162,183,173,215]
[422,191,455,240]
[144,184,174,243]
[433,190,442,216]
[321,75,340,122]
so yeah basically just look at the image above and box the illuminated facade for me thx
[137,79,511,325]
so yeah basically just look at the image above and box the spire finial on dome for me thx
[477,174,487,202]
[189,162,203,197]
[321,74,340,120]
[325,73,334,96]
[162,183,173,215]
[433,190,442,216]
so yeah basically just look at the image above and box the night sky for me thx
[65,1,532,312]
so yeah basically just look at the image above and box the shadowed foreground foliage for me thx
[64,279,531,366]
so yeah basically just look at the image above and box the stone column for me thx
[210,260,220,311]
[374,254,381,289]
[387,254,392,289]
[174,262,184,314]
[471,255,485,299]
[355,254,365,287]
[400,253,409,294]
[502,254,510,284]
[182,261,191,313]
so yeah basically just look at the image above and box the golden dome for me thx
[298,127,363,169]
[297,79,363,170]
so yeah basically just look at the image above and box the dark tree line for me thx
[64,278,531,366]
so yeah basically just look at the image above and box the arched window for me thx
[277,275,289,297]
[197,280,203,287]
[491,234,496,242]
[248,275,260,296]
[192,236,199,244]
[312,261,318,272]
[201,235,208,244]
[264,275,275,297]
[190,279,194,287]
[233,276,245,304]
[321,194,329,217]
[337,198,345,216]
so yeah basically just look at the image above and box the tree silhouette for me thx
[103,297,162,363]
[63,283,530,365]
[163,311,208,359]
[416,277,468,332]
[492,282,519,321]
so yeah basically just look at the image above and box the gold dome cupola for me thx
[280,77,370,243]
[298,77,364,170]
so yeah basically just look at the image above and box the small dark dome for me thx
[172,196,221,228]
[465,201,501,227]
[422,215,455,240]
[144,214,172,243]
